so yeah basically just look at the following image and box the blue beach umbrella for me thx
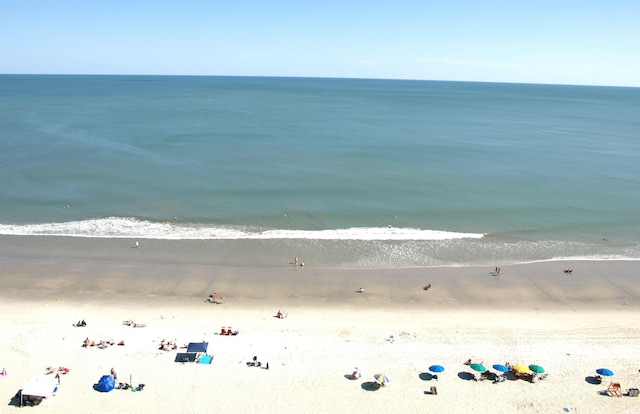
[96,375,115,392]
[429,365,445,373]
[596,368,614,377]
[492,364,509,373]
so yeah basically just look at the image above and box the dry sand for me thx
[1,241,639,413]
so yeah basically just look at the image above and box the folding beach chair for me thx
[607,382,623,397]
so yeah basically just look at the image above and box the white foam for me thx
[0,217,485,241]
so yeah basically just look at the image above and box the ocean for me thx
[1,75,639,267]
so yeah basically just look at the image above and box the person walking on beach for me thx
[111,368,118,383]
[294,257,299,266]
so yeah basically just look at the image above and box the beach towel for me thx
[198,355,213,364]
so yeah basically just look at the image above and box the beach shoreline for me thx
[1,238,639,413]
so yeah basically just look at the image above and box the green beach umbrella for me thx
[529,364,545,374]
[470,363,487,372]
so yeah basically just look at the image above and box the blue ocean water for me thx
[1,75,639,267]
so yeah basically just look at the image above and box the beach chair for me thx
[227,327,232,335]
[220,327,227,335]
[607,382,623,397]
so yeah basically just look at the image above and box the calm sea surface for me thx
[1,75,639,267]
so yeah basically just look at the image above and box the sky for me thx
[1,0,639,86]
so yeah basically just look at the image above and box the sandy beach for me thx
[1,236,639,413]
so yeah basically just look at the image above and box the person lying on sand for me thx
[357,288,366,294]
[123,319,146,327]
[83,338,122,348]
[423,284,431,290]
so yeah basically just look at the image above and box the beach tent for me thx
[96,375,115,392]
[20,376,57,406]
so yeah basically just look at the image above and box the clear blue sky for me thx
[1,0,639,86]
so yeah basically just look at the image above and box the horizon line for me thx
[1,73,637,89]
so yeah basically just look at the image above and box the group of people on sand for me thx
[73,319,87,327]
[158,339,179,351]
[123,319,146,328]
[564,268,573,273]
[46,366,69,375]
[276,310,287,319]
[207,292,225,304]
[83,337,125,348]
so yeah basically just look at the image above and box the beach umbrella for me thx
[352,367,361,379]
[513,364,530,373]
[470,363,487,372]
[529,364,545,374]
[492,364,509,373]
[596,368,614,377]
[97,375,115,392]
[429,365,445,373]
[373,373,389,385]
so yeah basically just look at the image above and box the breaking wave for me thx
[0,217,485,241]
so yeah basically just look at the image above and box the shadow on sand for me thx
[419,372,437,381]
[361,381,381,391]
